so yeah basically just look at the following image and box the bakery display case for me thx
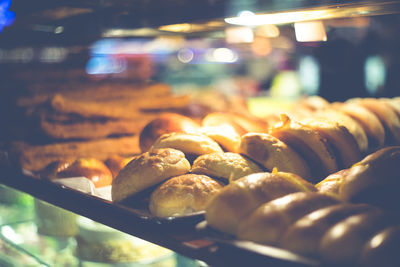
[2,0,400,266]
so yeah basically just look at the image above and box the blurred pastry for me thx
[313,109,369,153]
[300,118,361,169]
[54,158,113,188]
[191,152,263,182]
[319,210,395,265]
[333,102,385,150]
[205,171,316,235]
[237,192,340,245]
[104,155,135,179]
[239,132,311,180]
[111,148,191,203]
[350,98,400,145]
[269,114,338,182]
[279,203,375,257]
[150,132,223,157]
[139,113,200,152]
[198,125,241,152]
[149,174,223,217]
[359,225,400,267]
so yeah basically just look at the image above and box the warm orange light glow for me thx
[225,27,254,43]
[294,21,327,42]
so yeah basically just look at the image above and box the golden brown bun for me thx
[300,118,361,169]
[237,192,340,245]
[339,146,400,210]
[359,225,400,267]
[139,113,200,152]
[56,158,113,188]
[350,98,400,145]
[104,155,134,179]
[150,133,223,156]
[333,102,385,150]
[315,168,350,195]
[313,109,369,153]
[191,152,263,181]
[296,95,330,112]
[198,125,241,152]
[239,132,311,180]
[280,203,375,257]
[319,210,395,265]
[269,114,338,181]
[205,172,316,235]
[148,174,223,217]
[202,112,268,135]
[111,148,191,202]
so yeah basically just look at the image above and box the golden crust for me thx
[198,125,241,153]
[300,118,361,169]
[239,132,311,180]
[333,102,385,150]
[269,115,338,181]
[205,172,316,235]
[237,192,341,245]
[149,174,223,217]
[111,148,191,202]
[150,132,223,156]
[191,152,263,181]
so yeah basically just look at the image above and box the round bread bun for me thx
[296,95,330,112]
[111,148,191,203]
[139,113,200,152]
[205,171,316,235]
[339,146,400,210]
[300,118,361,169]
[269,114,338,182]
[150,132,223,156]
[315,168,350,195]
[56,158,113,188]
[239,132,311,180]
[313,109,369,153]
[319,210,394,265]
[149,174,224,217]
[359,225,400,267]
[332,102,385,151]
[351,98,400,145]
[198,125,241,153]
[237,192,340,245]
[280,203,375,257]
[191,152,264,181]
[202,112,268,135]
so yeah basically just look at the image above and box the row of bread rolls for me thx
[317,146,400,212]
[206,184,400,266]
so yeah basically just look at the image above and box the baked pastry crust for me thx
[111,148,191,202]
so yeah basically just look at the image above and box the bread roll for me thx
[149,174,223,217]
[54,158,113,188]
[205,172,316,235]
[150,133,223,157]
[316,169,350,195]
[300,118,361,169]
[319,210,395,265]
[333,102,385,150]
[280,203,375,257]
[111,148,191,202]
[191,152,263,181]
[269,114,338,181]
[139,113,200,152]
[339,146,400,210]
[239,132,311,180]
[202,112,268,135]
[198,125,241,152]
[351,98,400,145]
[313,109,369,153]
[359,225,400,267]
[237,192,340,245]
